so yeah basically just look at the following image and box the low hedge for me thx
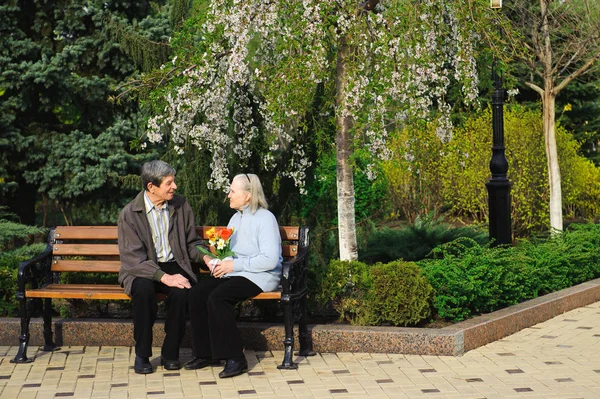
[419,223,600,321]
[0,218,47,317]
[317,259,434,326]
[316,222,600,326]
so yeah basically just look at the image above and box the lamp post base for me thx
[486,178,512,245]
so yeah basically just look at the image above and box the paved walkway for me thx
[2,302,600,399]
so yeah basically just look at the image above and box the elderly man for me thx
[118,160,211,374]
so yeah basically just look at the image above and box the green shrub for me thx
[362,261,433,326]
[306,220,377,318]
[0,243,48,316]
[0,220,45,249]
[520,223,600,295]
[359,214,488,263]
[316,259,372,324]
[317,259,433,326]
[383,107,600,236]
[419,238,536,321]
[0,208,48,316]
[420,223,600,322]
[382,121,446,222]
[441,106,600,234]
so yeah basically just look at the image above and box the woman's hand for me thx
[212,259,234,278]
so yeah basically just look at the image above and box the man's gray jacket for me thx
[118,191,204,295]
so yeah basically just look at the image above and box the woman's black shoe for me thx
[161,357,181,370]
[219,358,248,378]
[183,357,220,370]
[134,355,154,374]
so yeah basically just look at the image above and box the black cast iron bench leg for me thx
[42,298,58,351]
[297,295,315,357]
[11,294,33,363]
[277,296,297,370]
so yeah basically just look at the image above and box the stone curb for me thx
[2,278,600,356]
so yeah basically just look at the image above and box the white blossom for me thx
[144,0,480,193]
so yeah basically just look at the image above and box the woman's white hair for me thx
[232,173,268,213]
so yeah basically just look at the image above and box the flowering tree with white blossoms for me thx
[144,0,486,260]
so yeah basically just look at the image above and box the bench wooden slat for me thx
[282,245,297,257]
[26,284,130,300]
[26,284,280,300]
[52,260,121,273]
[254,291,281,300]
[205,245,297,258]
[52,246,297,264]
[55,226,300,242]
[53,244,120,256]
[54,226,119,240]
[279,226,300,241]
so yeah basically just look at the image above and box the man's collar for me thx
[143,191,167,214]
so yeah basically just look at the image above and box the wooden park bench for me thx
[11,225,314,369]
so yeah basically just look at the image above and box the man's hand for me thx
[160,273,191,289]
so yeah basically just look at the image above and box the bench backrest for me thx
[50,226,307,274]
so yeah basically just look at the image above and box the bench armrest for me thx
[281,246,309,300]
[15,244,53,299]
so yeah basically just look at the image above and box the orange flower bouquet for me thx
[197,227,235,260]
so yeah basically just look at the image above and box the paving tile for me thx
[6,302,600,398]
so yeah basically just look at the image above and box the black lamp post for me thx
[486,0,512,245]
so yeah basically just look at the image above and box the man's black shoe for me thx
[183,357,220,370]
[218,357,248,378]
[134,355,154,374]
[161,357,181,370]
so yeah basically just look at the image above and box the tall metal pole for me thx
[486,58,512,245]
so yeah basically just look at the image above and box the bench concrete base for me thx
[2,278,600,356]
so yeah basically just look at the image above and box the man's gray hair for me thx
[141,160,176,191]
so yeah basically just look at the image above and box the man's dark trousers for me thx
[130,261,192,360]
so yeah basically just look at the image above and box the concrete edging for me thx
[2,278,600,356]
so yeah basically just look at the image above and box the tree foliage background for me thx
[0,0,599,240]
[0,0,173,225]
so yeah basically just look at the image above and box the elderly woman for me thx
[185,173,282,378]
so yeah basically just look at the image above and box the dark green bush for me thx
[419,223,600,322]
[520,223,600,295]
[0,208,48,316]
[317,259,433,326]
[0,242,48,316]
[316,259,372,323]
[306,220,377,318]
[359,214,488,263]
[362,261,433,326]
[419,238,535,321]
[0,219,45,249]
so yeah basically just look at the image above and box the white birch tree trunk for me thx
[335,35,358,261]
[540,0,562,232]
[542,87,563,232]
